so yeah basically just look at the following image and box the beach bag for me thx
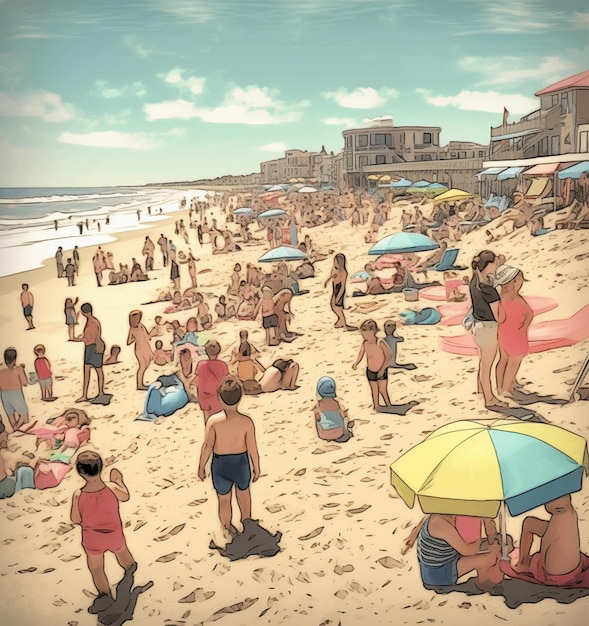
[462,307,475,332]
[138,374,189,421]
[34,460,72,490]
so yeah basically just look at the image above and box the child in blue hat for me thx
[313,376,353,443]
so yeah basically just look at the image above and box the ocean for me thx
[0,186,208,278]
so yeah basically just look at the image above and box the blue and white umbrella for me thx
[390,178,413,188]
[258,209,287,219]
[233,207,254,215]
[258,246,307,263]
[369,232,439,255]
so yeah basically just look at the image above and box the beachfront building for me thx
[344,117,487,192]
[260,147,344,188]
[489,69,589,161]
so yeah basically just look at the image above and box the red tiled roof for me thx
[535,69,589,96]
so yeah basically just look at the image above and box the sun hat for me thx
[494,264,520,286]
[317,376,336,398]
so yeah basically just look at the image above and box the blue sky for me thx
[0,0,587,186]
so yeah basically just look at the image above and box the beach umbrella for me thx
[368,232,439,255]
[367,175,380,181]
[298,186,318,193]
[297,178,307,183]
[288,177,298,183]
[412,180,432,188]
[426,182,447,190]
[233,207,254,215]
[390,178,413,188]
[379,175,392,182]
[268,184,286,192]
[434,188,472,203]
[258,209,287,219]
[258,246,307,263]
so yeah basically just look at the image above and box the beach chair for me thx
[420,248,466,272]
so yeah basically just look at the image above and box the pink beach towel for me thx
[439,304,589,356]
[437,296,558,326]
[34,461,72,489]
[421,285,469,301]
[500,548,589,588]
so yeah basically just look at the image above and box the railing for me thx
[491,115,546,138]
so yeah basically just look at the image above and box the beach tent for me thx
[558,161,589,179]
[369,232,439,255]
[434,188,472,203]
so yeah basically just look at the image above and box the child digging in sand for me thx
[198,377,260,540]
[352,319,393,411]
[70,450,137,615]
[33,344,55,401]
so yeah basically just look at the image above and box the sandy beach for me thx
[1,191,588,626]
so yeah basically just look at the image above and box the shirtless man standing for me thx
[75,303,106,402]
[0,348,29,431]
[20,284,35,330]
[198,377,260,538]
[511,494,587,585]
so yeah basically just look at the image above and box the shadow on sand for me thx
[378,401,420,415]
[487,405,549,423]
[511,390,568,406]
[428,577,589,609]
[96,567,153,626]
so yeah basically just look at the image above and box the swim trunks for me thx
[39,377,52,389]
[23,305,32,318]
[0,389,29,415]
[84,343,103,369]
[366,368,388,382]
[262,314,279,329]
[211,452,251,495]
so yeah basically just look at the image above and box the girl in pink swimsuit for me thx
[495,266,534,397]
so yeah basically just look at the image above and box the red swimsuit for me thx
[78,486,125,556]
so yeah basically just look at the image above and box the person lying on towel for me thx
[501,494,589,588]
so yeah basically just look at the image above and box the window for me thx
[423,132,432,144]
[375,155,386,165]
[345,155,353,169]
[551,135,560,154]
[552,94,559,107]
[399,132,405,145]
[561,92,569,115]
[450,152,457,158]
[371,133,392,147]
[358,156,368,168]
[346,136,352,147]
[539,136,549,157]
[420,154,432,161]
[458,151,467,159]
[357,134,368,147]
[478,150,485,157]
[580,131,589,153]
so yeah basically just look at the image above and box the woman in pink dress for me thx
[494,265,534,398]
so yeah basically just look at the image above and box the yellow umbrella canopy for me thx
[390,418,589,517]
[434,188,472,203]
[379,175,392,182]
[367,174,380,181]
[288,177,298,183]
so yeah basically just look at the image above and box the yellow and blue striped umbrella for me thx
[391,419,589,517]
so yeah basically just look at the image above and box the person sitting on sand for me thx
[0,348,30,431]
[236,281,259,320]
[176,317,199,347]
[198,377,261,540]
[215,295,236,321]
[70,450,137,616]
[313,376,353,443]
[152,340,173,366]
[415,514,503,590]
[103,345,121,365]
[127,310,153,390]
[259,358,300,393]
[148,316,165,338]
[193,340,229,422]
[164,320,185,344]
[488,191,534,237]
[195,293,212,330]
[415,242,448,273]
[129,258,148,282]
[505,494,589,587]
[352,319,393,412]
[231,330,265,394]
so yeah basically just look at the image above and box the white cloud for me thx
[484,1,564,33]
[322,87,399,109]
[58,131,158,150]
[145,83,304,125]
[259,142,288,153]
[123,35,149,58]
[145,99,200,121]
[457,56,576,87]
[0,90,74,122]
[321,117,356,127]
[416,88,537,115]
[95,80,146,99]
[161,68,205,95]
[572,11,589,29]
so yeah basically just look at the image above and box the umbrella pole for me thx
[500,501,508,559]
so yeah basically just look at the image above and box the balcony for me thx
[491,105,559,139]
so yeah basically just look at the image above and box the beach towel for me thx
[399,308,441,325]
[209,519,282,561]
[438,296,558,326]
[421,285,469,301]
[500,549,589,588]
[136,374,189,421]
[439,305,589,356]
[34,460,72,489]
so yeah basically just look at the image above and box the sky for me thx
[0,0,588,187]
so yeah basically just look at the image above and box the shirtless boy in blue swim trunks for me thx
[198,376,260,539]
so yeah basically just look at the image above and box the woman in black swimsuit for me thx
[324,253,357,330]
